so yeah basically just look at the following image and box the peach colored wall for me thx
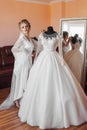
[0,0,50,46]
[65,0,87,18]
[50,2,65,32]
[40,0,87,33]
[1,0,87,47]
[51,0,87,31]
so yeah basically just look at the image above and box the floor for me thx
[0,88,87,130]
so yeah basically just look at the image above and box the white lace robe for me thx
[0,33,35,110]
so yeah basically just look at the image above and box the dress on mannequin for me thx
[18,27,87,129]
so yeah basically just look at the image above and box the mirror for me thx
[60,18,87,90]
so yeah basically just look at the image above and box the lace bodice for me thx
[38,33,59,52]
[41,37,58,51]
[71,42,81,49]
[36,33,63,66]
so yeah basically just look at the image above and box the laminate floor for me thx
[0,88,87,130]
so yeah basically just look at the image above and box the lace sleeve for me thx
[33,33,43,62]
[57,35,64,65]
[35,33,43,55]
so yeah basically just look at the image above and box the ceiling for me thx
[17,0,72,4]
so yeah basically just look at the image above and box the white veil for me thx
[0,75,15,110]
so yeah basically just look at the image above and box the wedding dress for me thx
[18,33,87,129]
[64,43,84,84]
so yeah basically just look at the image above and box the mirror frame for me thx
[59,17,87,90]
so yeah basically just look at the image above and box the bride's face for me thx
[20,23,30,36]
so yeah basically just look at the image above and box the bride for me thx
[0,19,37,110]
[18,26,87,129]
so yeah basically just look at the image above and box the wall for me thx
[0,0,50,46]
[50,2,64,32]
[1,0,87,46]
[51,0,87,32]
[65,0,87,18]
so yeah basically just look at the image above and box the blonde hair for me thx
[18,19,31,29]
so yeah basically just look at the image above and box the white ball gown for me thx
[64,43,84,84]
[18,33,87,129]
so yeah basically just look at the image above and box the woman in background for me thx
[18,26,87,129]
[0,19,37,109]
[64,34,83,84]
[62,31,72,55]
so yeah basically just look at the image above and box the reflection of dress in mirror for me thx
[64,34,83,84]
[62,31,71,56]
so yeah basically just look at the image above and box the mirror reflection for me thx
[60,18,87,89]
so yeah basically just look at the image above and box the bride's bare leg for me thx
[15,100,20,108]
